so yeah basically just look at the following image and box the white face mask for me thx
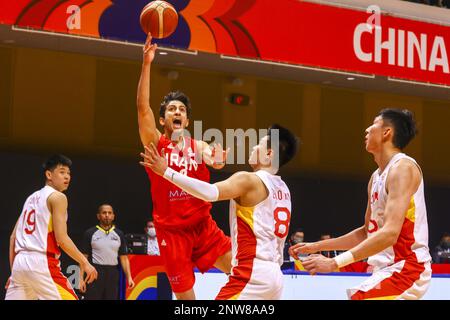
[147,228,156,238]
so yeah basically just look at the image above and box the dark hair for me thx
[97,203,114,214]
[42,154,72,173]
[159,91,192,119]
[267,124,299,168]
[379,108,417,149]
[442,232,450,239]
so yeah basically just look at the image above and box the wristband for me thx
[333,251,355,268]
[163,167,177,181]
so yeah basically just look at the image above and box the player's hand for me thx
[127,277,135,289]
[289,242,319,259]
[140,143,168,176]
[302,254,338,275]
[79,279,86,293]
[211,143,230,169]
[5,276,11,290]
[83,262,98,284]
[143,33,157,65]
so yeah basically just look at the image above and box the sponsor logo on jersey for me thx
[168,189,194,201]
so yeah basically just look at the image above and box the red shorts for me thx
[155,215,231,293]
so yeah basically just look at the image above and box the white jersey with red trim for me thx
[368,153,431,270]
[15,185,64,258]
[229,170,291,267]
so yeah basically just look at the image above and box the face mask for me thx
[147,228,156,238]
[442,241,450,249]
[293,237,304,244]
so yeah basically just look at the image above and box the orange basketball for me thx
[140,1,178,39]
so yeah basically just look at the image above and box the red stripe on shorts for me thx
[216,216,256,300]
[351,260,425,300]
[47,255,78,300]
[352,217,424,300]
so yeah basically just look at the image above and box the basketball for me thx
[140,1,178,39]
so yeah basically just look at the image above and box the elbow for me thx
[384,230,400,247]
[136,102,146,112]
[55,235,68,248]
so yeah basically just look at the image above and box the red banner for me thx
[241,1,449,86]
[1,1,449,86]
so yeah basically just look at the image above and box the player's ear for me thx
[383,126,392,141]
[159,117,165,126]
[185,119,189,128]
[45,170,52,180]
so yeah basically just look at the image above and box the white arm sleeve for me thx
[163,167,219,202]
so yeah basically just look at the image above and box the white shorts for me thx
[5,251,78,300]
[347,260,432,300]
[216,259,283,300]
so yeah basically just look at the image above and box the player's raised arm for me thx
[137,33,161,147]
[140,144,253,202]
[49,192,98,284]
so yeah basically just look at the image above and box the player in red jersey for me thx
[136,34,231,300]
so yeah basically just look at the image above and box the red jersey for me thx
[145,134,212,229]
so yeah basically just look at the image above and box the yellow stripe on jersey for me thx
[405,197,416,223]
[228,292,241,300]
[364,295,398,300]
[48,215,53,232]
[56,283,77,300]
[235,204,255,232]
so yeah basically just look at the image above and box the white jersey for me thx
[15,185,64,258]
[229,170,291,267]
[368,153,431,270]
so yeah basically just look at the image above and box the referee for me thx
[79,204,135,300]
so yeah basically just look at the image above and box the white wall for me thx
[185,271,450,300]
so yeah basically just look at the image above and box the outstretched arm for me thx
[290,226,368,259]
[137,33,161,147]
[140,144,253,202]
[302,161,421,274]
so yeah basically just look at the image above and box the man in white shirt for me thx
[145,220,160,256]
